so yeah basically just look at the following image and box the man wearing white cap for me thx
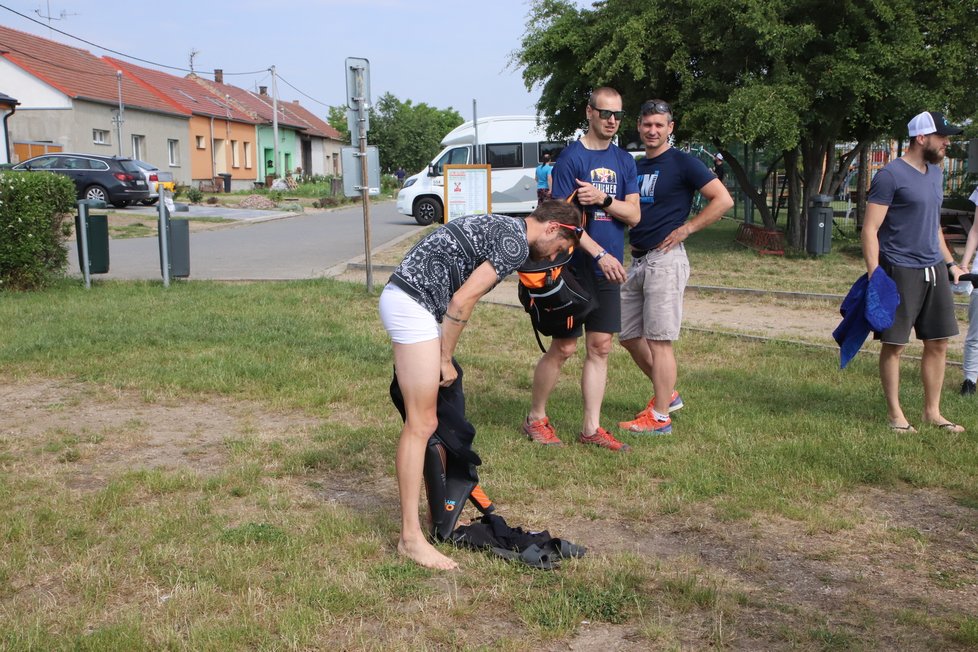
[862,110,965,434]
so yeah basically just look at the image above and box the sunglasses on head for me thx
[640,100,672,115]
[589,104,624,121]
[556,222,584,238]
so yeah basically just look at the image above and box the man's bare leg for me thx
[581,331,612,434]
[880,342,910,428]
[920,338,962,430]
[528,337,577,420]
[647,340,677,416]
[392,339,458,570]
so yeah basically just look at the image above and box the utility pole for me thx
[270,65,279,178]
[114,70,124,156]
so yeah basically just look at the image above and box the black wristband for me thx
[601,194,613,208]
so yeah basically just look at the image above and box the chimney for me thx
[214,69,223,84]
[258,86,268,96]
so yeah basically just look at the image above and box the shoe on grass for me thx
[961,379,976,396]
[618,412,672,435]
[578,427,631,452]
[522,416,562,445]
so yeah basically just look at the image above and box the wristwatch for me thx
[594,250,607,261]
[601,194,613,208]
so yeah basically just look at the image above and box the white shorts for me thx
[379,284,440,344]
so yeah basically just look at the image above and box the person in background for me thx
[536,153,554,203]
[861,110,965,433]
[957,185,978,395]
[618,99,733,436]
[396,166,407,186]
[713,153,726,183]
[522,86,640,452]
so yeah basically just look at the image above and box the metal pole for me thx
[115,70,124,157]
[354,66,373,292]
[270,65,280,179]
[472,99,479,164]
[158,189,170,288]
[77,202,91,289]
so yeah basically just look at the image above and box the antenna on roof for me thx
[34,1,77,27]
[188,48,200,73]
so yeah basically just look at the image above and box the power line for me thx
[0,3,335,112]
[0,3,266,75]
[276,73,331,108]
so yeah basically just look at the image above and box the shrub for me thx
[172,183,187,199]
[0,171,76,291]
[186,187,203,203]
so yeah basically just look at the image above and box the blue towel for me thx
[832,269,899,368]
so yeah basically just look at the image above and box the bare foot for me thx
[398,538,458,570]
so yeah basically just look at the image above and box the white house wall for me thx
[0,59,71,108]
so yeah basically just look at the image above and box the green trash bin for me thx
[75,211,109,274]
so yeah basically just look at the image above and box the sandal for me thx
[889,423,917,433]
[932,422,965,433]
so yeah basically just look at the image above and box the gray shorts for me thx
[877,261,959,344]
[620,245,690,341]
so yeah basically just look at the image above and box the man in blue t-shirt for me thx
[536,153,554,203]
[521,86,640,452]
[618,99,733,436]
[863,110,965,434]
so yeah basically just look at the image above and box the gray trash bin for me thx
[807,194,833,256]
[159,212,190,278]
[218,173,232,193]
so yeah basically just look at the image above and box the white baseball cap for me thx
[907,111,963,137]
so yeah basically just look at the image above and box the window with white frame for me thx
[167,139,180,166]
[131,135,145,160]
[231,140,240,168]
[93,129,110,145]
[243,142,252,169]
[196,135,206,149]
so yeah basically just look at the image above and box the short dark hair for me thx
[530,200,583,241]
[541,153,551,162]
[639,99,673,122]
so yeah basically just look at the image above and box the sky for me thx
[0,0,585,125]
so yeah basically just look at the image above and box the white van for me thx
[396,115,572,225]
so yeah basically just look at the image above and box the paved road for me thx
[68,200,421,281]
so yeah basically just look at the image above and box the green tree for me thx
[329,94,463,175]
[326,105,350,145]
[516,0,978,249]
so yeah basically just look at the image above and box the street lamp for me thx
[113,70,124,156]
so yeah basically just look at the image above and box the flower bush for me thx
[0,171,76,290]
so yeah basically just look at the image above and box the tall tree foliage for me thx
[329,94,463,175]
[516,0,978,248]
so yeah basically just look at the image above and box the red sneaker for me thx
[578,427,631,452]
[522,416,562,446]
[618,411,672,434]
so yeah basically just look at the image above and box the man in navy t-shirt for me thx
[862,110,965,434]
[521,86,640,452]
[618,99,733,436]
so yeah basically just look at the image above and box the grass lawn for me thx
[1,223,977,650]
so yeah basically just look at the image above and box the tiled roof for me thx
[105,57,256,123]
[0,24,187,116]
[282,100,344,141]
[191,75,308,130]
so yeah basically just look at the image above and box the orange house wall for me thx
[188,116,257,182]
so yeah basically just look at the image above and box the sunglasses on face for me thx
[556,222,584,238]
[640,100,672,115]
[589,105,624,121]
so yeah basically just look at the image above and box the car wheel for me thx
[414,197,442,226]
[141,198,159,206]
[111,200,131,208]
[84,185,108,204]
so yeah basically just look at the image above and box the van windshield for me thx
[433,147,469,175]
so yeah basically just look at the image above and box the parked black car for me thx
[11,153,150,207]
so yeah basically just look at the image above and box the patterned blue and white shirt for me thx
[388,214,529,320]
